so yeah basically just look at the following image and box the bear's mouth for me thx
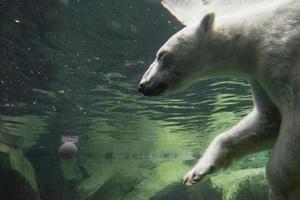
[138,82,167,96]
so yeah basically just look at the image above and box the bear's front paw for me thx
[183,165,214,186]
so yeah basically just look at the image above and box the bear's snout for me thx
[138,81,167,96]
[138,82,146,94]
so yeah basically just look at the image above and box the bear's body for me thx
[138,0,300,199]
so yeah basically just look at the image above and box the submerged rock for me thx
[91,173,140,200]
[60,158,83,182]
[150,178,221,200]
[0,143,39,200]
[212,168,270,200]
[149,168,270,200]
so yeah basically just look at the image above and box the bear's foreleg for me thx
[184,81,281,185]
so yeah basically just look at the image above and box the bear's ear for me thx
[200,13,215,34]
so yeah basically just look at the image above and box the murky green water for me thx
[0,1,270,199]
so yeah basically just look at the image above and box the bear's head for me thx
[139,13,222,96]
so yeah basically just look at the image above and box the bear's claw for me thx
[183,169,204,186]
[183,165,215,186]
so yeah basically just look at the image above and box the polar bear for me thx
[138,0,300,199]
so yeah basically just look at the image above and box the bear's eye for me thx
[157,50,168,61]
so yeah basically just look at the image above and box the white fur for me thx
[162,0,290,26]
[139,0,300,198]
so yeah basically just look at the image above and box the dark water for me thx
[0,1,269,200]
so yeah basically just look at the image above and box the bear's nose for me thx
[138,83,146,93]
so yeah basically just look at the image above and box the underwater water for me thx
[0,0,271,200]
